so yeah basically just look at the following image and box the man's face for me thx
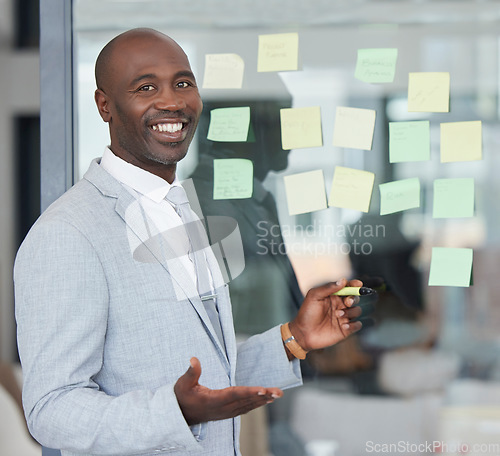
[97,33,203,172]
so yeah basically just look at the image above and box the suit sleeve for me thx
[15,218,202,455]
[235,326,302,389]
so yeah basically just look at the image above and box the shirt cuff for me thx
[189,422,207,441]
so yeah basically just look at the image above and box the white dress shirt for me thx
[100,147,202,287]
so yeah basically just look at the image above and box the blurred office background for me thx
[0,0,40,453]
[4,1,500,455]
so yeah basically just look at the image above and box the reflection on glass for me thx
[73,1,500,453]
[191,97,303,336]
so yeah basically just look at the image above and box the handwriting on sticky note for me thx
[284,170,327,216]
[213,159,253,200]
[257,33,299,72]
[202,54,245,89]
[207,107,250,142]
[440,121,482,163]
[389,121,430,163]
[333,107,376,151]
[379,178,420,215]
[355,48,398,83]
[428,247,473,287]
[280,106,323,150]
[433,178,474,218]
[328,166,375,213]
[408,72,450,112]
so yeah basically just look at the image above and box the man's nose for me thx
[153,87,187,111]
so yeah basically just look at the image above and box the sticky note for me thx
[202,54,245,89]
[379,178,420,215]
[257,33,299,72]
[284,170,327,216]
[428,247,473,287]
[207,107,250,142]
[280,106,323,150]
[408,72,450,112]
[433,178,474,218]
[213,159,253,200]
[389,121,430,163]
[355,48,398,83]
[440,121,482,163]
[328,166,375,213]
[332,107,376,150]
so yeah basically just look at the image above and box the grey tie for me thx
[166,186,225,346]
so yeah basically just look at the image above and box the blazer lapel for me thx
[85,160,230,371]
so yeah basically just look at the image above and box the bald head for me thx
[95,28,186,92]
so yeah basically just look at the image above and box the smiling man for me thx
[94,31,203,181]
[14,28,363,456]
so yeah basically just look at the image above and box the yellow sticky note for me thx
[257,33,299,72]
[440,121,482,163]
[328,166,375,213]
[280,106,323,150]
[408,72,450,113]
[284,170,327,216]
[332,107,376,150]
[202,54,245,89]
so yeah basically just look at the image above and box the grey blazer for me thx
[14,159,302,456]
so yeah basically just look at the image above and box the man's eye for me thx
[138,85,155,91]
[176,81,191,88]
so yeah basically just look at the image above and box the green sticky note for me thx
[379,178,420,215]
[428,247,473,287]
[433,178,474,218]
[207,107,250,142]
[284,170,327,216]
[280,106,323,150]
[257,32,299,72]
[332,107,376,150]
[213,159,253,200]
[408,72,450,112]
[355,48,398,83]
[440,121,482,163]
[389,121,430,163]
[328,166,375,213]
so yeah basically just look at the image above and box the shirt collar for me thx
[100,147,180,202]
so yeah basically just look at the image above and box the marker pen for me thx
[333,286,376,296]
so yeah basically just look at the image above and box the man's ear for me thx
[95,89,111,122]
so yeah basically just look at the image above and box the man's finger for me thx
[344,306,362,320]
[347,279,363,288]
[341,320,363,334]
[308,279,348,300]
[224,388,282,418]
[232,397,272,417]
[225,386,282,404]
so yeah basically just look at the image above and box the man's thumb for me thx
[183,357,202,385]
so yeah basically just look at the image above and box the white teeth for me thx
[167,122,182,133]
[152,122,183,133]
